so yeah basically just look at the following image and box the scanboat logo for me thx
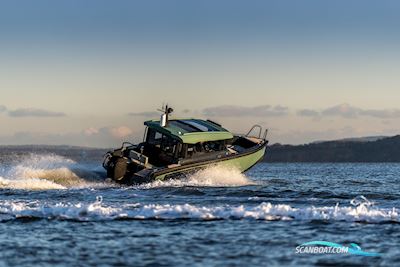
[296,241,380,257]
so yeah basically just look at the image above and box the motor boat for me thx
[103,106,268,184]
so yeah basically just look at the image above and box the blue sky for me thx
[1,1,400,146]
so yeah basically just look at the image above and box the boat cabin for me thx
[141,119,234,166]
[103,105,268,183]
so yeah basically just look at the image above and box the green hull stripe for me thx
[153,145,266,180]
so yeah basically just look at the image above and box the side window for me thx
[155,132,162,142]
[147,129,162,145]
[187,145,195,158]
[161,135,177,155]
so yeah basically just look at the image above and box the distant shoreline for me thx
[264,135,400,163]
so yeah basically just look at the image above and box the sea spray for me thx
[138,165,255,189]
[0,153,107,190]
[0,176,66,190]
[0,196,397,223]
[188,166,255,186]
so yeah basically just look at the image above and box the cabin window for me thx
[205,141,224,151]
[146,128,182,163]
[147,129,163,145]
[199,141,224,153]
[155,132,162,141]
[161,135,178,155]
[186,145,195,158]
[168,119,221,132]
[185,141,226,158]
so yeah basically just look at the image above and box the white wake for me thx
[0,196,397,224]
[0,154,109,190]
[138,165,255,189]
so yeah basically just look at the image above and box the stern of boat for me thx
[103,142,154,184]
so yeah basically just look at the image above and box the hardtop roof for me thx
[144,118,234,144]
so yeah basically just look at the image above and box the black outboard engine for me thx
[103,142,137,182]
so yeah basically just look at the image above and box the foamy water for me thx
[138,165,255,189]
[0,154,254,190]
[0,176,67,190]
[0,154,113,190]
[0,149,398,266]
[0,196,397,223]
[0,155,397,225]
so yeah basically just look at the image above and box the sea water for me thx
[0,148,399,266]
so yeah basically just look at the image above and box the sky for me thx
[1,0,400,147]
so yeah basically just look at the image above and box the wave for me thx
[0,154,255,190]
[0,176,67,190]
[137,166,255,189]
[0,154,109,190]
[0,196,397,223]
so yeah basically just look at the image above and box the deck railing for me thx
[245,125,268,140]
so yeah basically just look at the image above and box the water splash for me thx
[0,176,66,190]
[0,154,108,190]
[138,165,255,189]
[350,195,374,207]
[0,154,256,190]
[188,166,255,186]
[0,196,397,223]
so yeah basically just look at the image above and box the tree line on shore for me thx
[264,135,400,162]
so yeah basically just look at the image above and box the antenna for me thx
[159,104,173,127]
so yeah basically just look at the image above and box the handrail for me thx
[245,125,268,141]
[245,125,262,139]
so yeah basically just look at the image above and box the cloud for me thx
[84,126,134,139]
[271,126,359,145]
[358,109,400,119]
[0,126,137,147]
[128,111,159,117]
[321,104,360,118]
[83,127,99,136]
[298,103,400,119]
[297,109,320,117]
[107,126,133,139]
[203,105,289,117]
[0,105,7,113]
[8,108,66,118]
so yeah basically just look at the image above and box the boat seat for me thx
[227,146,238,154]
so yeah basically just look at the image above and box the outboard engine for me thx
[103,142,149,183]
[103,155,128,181]
[103,142,135,182]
